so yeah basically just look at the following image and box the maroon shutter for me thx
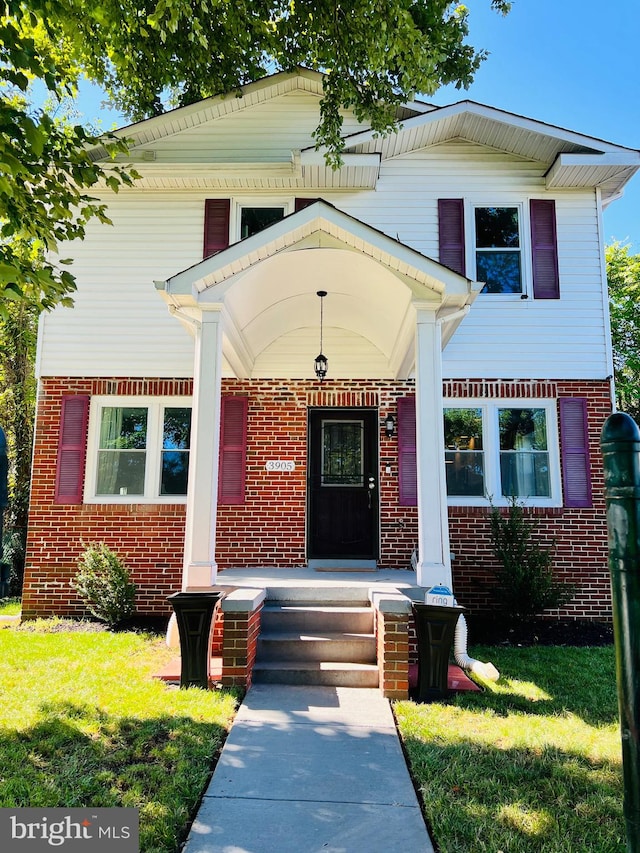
[559,398,592,508]
[203,199,230,258]
[218,396,248,505]
[398,396,417,506]
[295,198,320,211]
[438,198,466,276]
[54,395,89,504]
[530,199,559,299]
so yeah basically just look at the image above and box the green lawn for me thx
[0,596,21,615]
[395,645,623,852]
[0,619,239,853]
[0,619,624,852]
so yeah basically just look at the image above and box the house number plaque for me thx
[265,460,295,472]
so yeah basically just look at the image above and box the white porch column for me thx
[414,305,452,589]
[182,306,224,589]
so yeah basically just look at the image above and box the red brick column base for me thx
[371,592,412,700]
[220,589,266,689]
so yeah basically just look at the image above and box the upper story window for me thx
[474,206,522,294]
[240,206,285,239]
[86,397,192,502]
[436,198,559,300]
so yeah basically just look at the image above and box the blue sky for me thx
[75,0,639,250]
[434,0,640,250]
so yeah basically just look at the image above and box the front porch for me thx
[160,567,480,700]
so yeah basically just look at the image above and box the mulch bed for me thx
[465,615,614,647]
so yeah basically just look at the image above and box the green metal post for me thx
[601,411,640,851]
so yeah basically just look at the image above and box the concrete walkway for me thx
[183,684,435,853]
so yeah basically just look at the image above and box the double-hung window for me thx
[438,197,559,298]
[86,398,192,502]
[443,401,560,506]
[474,206,522,294]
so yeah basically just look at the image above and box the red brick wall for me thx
[376,608,410,699]
[23,378,192,619]
[23,376,613,621]
[445,379,613,620]
[216,379,418,568]
[221,604,263,689]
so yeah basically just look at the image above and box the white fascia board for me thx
[299,150,381,168]
[107,161,300,178]
[337,100,639,157]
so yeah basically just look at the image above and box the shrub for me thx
[72,543,136,627]
[489,499,577,617]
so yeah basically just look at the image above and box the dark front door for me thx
[307,409,379,560]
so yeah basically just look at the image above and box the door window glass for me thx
[321,421,363,486]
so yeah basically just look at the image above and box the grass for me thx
[0,619,239,852]
[395,645,623,852]
[0,596,21,615]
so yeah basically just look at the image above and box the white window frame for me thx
[466,201,533,299]
[84,396,192,504]
[232,198,293,242]
[444,399,561,507]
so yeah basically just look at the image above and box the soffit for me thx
[338,101,640,200]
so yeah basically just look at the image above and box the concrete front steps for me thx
[253,587,379,688]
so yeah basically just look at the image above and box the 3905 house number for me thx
[265,460,295,472]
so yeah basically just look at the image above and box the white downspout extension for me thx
[429,306,499,681]
[453,613,500,682]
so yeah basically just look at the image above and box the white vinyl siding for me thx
[137,91,369,164]
[372,144,608,379]
[38,141,609,382]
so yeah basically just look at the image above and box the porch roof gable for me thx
[162,199,475,300]
[156,202,479,381]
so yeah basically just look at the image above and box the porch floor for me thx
[211,566,419,598]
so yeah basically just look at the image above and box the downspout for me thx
[432,304,500,681]
[595,187,617,413]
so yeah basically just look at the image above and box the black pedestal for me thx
[413,603,464,701]
[168,592,223,688]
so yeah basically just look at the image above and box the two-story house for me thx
[22,69,640,624]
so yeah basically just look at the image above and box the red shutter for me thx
[559,398,592,508]
[295,198,319,211]
[54,395,89,504]
[203,199,230,258]
[218,396,248,505]
[530,199,559,299]
[398,396,417,506]
[438,198,466,276]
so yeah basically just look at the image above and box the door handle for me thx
[367,476,375,509]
